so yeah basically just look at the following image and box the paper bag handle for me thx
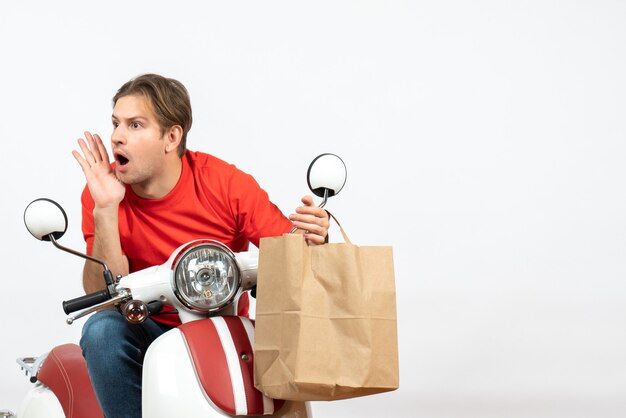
[326,210,352,245]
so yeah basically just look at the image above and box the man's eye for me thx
[131,122,142,129]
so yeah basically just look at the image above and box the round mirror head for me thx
[306,153,347,198]
[24,198,68,241]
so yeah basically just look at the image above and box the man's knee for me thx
[80,310,126,352]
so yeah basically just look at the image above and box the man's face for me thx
[111,94,168,187]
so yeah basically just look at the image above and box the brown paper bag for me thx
[253,215,399,401]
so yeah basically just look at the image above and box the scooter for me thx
[4,153,347,418]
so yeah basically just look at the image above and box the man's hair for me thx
[113,74,192,157]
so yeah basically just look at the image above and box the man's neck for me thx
[131,156,183,200]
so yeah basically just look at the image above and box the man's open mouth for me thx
[116,155,129,166]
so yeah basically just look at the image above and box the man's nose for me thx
[111,126,126,145]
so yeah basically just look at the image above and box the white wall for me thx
[1,1,625,417]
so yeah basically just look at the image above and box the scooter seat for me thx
[37,343,104,418]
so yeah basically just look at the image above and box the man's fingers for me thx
[84,131,103,162]
[77,138,97,165]
[77,132,109,166]
[295,205,327,217]
[290,212,326,227]
[290,219,325,235]
[294,207,329,226]
[290,202,329,230]
[72,150,90,174]
[303,233,325,246]
[300,195,314,206]
[94,133,110,164]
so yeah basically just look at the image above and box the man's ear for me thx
[165,125,183,154]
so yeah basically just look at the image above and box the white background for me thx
[1,1,625,417]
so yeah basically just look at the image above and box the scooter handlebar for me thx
[63,290,110,314]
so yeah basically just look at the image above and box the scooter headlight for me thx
[172,242,241,312]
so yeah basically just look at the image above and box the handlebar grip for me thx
[63,290,110,314]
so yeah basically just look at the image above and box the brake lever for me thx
[66,293,130,325]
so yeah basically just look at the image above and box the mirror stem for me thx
[47,234,114,288]
[318,188,329,209]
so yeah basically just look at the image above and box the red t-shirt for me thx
[81,151,293,326]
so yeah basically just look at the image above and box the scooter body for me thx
[14,324,310,418]
[12,257,310,418]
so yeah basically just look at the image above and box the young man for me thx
[72,74,329,418]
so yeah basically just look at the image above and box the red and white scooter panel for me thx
[179,317,284,416]
[142,316,285,417]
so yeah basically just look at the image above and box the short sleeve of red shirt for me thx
[225,167,293,248]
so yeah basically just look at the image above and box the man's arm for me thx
[73,131,129,293]
[83,207,129,293]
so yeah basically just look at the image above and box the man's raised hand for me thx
[72,131,125,210]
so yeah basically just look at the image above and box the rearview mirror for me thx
[24,198,68,241]
[306,153,347,207]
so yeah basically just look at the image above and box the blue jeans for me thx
[80,310,172,418]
